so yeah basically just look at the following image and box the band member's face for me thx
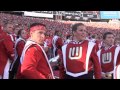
[58,32,62,36]
[14,27,20,35]
[30,29,46,45]
[50,32,53,36]
[74,25,87,41]
[21,30,28,40]
[105,34,115,46]
[6,24,14,34]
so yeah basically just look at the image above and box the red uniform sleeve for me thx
[16,41,25,57]
[21,46,46,79]
[57,49,65,79]
[91,45,102,79]
[3,35,14,61]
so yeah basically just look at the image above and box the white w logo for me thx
[69,47,82,60]
[102,52,112,64]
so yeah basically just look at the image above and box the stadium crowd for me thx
[0,12,120,79]
[0,13,120,40]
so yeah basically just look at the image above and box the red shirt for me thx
[98,46,120,73]
[56,38,63,49]
[0,32,14,75]
[59,40,102,79]
[20,44,53,79]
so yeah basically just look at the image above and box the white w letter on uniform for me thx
[69,47,82,60]
[102,52,112,64]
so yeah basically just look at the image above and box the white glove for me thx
[49,55,60,63]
